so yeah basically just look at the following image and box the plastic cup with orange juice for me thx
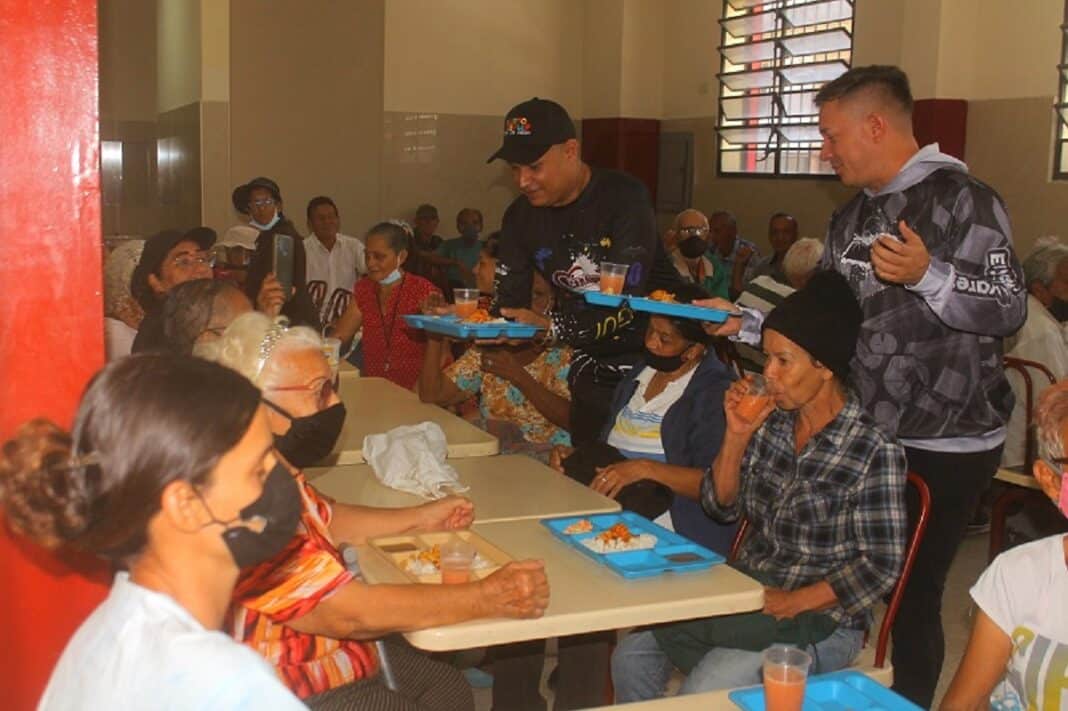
[439,539,476,584]
[762,645,811,711]
[735,374,772,422]
[599,262,629,295]
[453,288,480,319]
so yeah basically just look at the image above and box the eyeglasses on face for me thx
[265,378,336,411]
[171,251,217,270]
[251,198,277,208]
[677,226,709,237]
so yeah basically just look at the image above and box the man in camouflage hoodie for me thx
[711,66,1026,707]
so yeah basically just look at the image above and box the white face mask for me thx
[380,268,403,285]
[250,210,281,232]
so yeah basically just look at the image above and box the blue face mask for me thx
[250,211,281,232]
[380,268,403,285]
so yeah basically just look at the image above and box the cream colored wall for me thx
[156,0,201,113]
[383,0,585,117]
[99,0,157,122]
[230,0,385,238]
[583,0,625,118]
[619,0,664,119]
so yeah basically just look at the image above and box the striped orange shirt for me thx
[228,471,378,699]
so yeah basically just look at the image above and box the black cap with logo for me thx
[486,98,577,165]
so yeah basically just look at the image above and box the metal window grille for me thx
[1054,1,1068,179]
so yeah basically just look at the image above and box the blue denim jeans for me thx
[611,626,866,702]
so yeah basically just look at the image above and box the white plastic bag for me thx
[363,422,468,499]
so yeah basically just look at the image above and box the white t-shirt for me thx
[39,572,305,710]
[104,317,137,361]
[606,365,697,458]
[304,233,366,325]
[971,534,1068,711]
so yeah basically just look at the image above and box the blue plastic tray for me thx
[582,291,734,323]
[403,314,543,340]
[729,670,923,710]
[540,511,724,579]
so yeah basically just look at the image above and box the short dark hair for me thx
[456,208,483,225]
[366,221,411,254]
[162,278,246,355]
[663,283,714,345]
[709,210,737,228]
[306,196,338,220]
[0,354,261,560]
[814,65,913,115]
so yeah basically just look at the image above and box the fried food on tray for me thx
[648,290,678,303]
[463,308,494,323]
[563,519,594,534]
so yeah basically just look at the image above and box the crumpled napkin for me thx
[363,422,468,499]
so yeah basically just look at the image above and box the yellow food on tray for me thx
[463,308,493,323]
[648,290,677,303]
[563,519,594,534]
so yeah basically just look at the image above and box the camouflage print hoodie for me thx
[821,144,1026,446]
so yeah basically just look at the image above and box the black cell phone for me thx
[272,233,295,299]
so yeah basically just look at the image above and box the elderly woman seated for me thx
[940,381,1068,711]
[160,278,252,356]
[611,271,907,701]
[419,235,572,463]
[549,284,736,555]
[206,311,549,710]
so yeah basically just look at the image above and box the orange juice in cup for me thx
[439,539,476,584]
[453,288,479,319]
[762,645,810,711]
[599,262,629,295]
[736,375,772,422]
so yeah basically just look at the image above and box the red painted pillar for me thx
[0,1,110,707]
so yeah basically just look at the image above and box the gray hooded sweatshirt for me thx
[821,143,1026,448]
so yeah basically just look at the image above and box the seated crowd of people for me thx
[7,67,1068,711]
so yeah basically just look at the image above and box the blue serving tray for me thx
[729,670,923,710]
[403,314,543,340]
[540,511,724,579]
[582,291,734,323]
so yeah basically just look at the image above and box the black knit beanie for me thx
[763,270,861,380]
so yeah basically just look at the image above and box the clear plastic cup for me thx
[321,337,341,386]
[453,288,480,319]
[762,645,811,711]
[599,262,630,295]
[736,374,772,422]
[439,538,477,584]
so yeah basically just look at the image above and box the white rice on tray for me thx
[403,551,494,576]
[581,533,658,554]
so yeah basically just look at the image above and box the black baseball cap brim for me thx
[487,97,576,165]
[486,142,555,165]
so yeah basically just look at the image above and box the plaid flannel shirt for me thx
[702,393,907,629]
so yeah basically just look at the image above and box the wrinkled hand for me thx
[417,496,474,531]
[694,298,742,336]
[549,445,574,473]
[763,587,809,620]
[500,307,550,330]
[257,273,286,316]
[724,377,775,437]
[481,348,526,383]
[480,560,550,619]
[871,220,930,286]
[592,460,649,498]
[420,292,450,315]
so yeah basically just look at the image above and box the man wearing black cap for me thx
[489,97,681,447]
[129,227,217,353]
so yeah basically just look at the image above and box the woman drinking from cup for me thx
[332,221,443,390]
[611,272,908,700]
[0,355,305,709]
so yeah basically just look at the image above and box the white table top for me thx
[355,518,764,651]
[327,376,498,464]
[306,455,621,524]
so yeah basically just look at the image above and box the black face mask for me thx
[267,401,347,468]
[644,345,692,373]
[1050,297,1068,323]
[678,235,708,260]
[201,462,302,569]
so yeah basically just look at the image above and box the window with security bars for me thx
[1054,1,1068,179]
[716,0,854,176]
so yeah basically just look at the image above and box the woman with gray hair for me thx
[205,311,549,710]
[331,221,443,390]
[941,380,1068,711]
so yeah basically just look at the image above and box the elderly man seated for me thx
[206,312,550,710]
[611,271,907,700]
[668,209,728,299]
[743,213,800,286]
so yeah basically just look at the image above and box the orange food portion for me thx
[597,523,636,544]
[648,290,677,303]
[563,519,594,534]
[463,308,493,323]
[408,545,442,569]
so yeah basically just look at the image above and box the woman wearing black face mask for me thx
[0,355,305,709]
[549,284,738,556]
